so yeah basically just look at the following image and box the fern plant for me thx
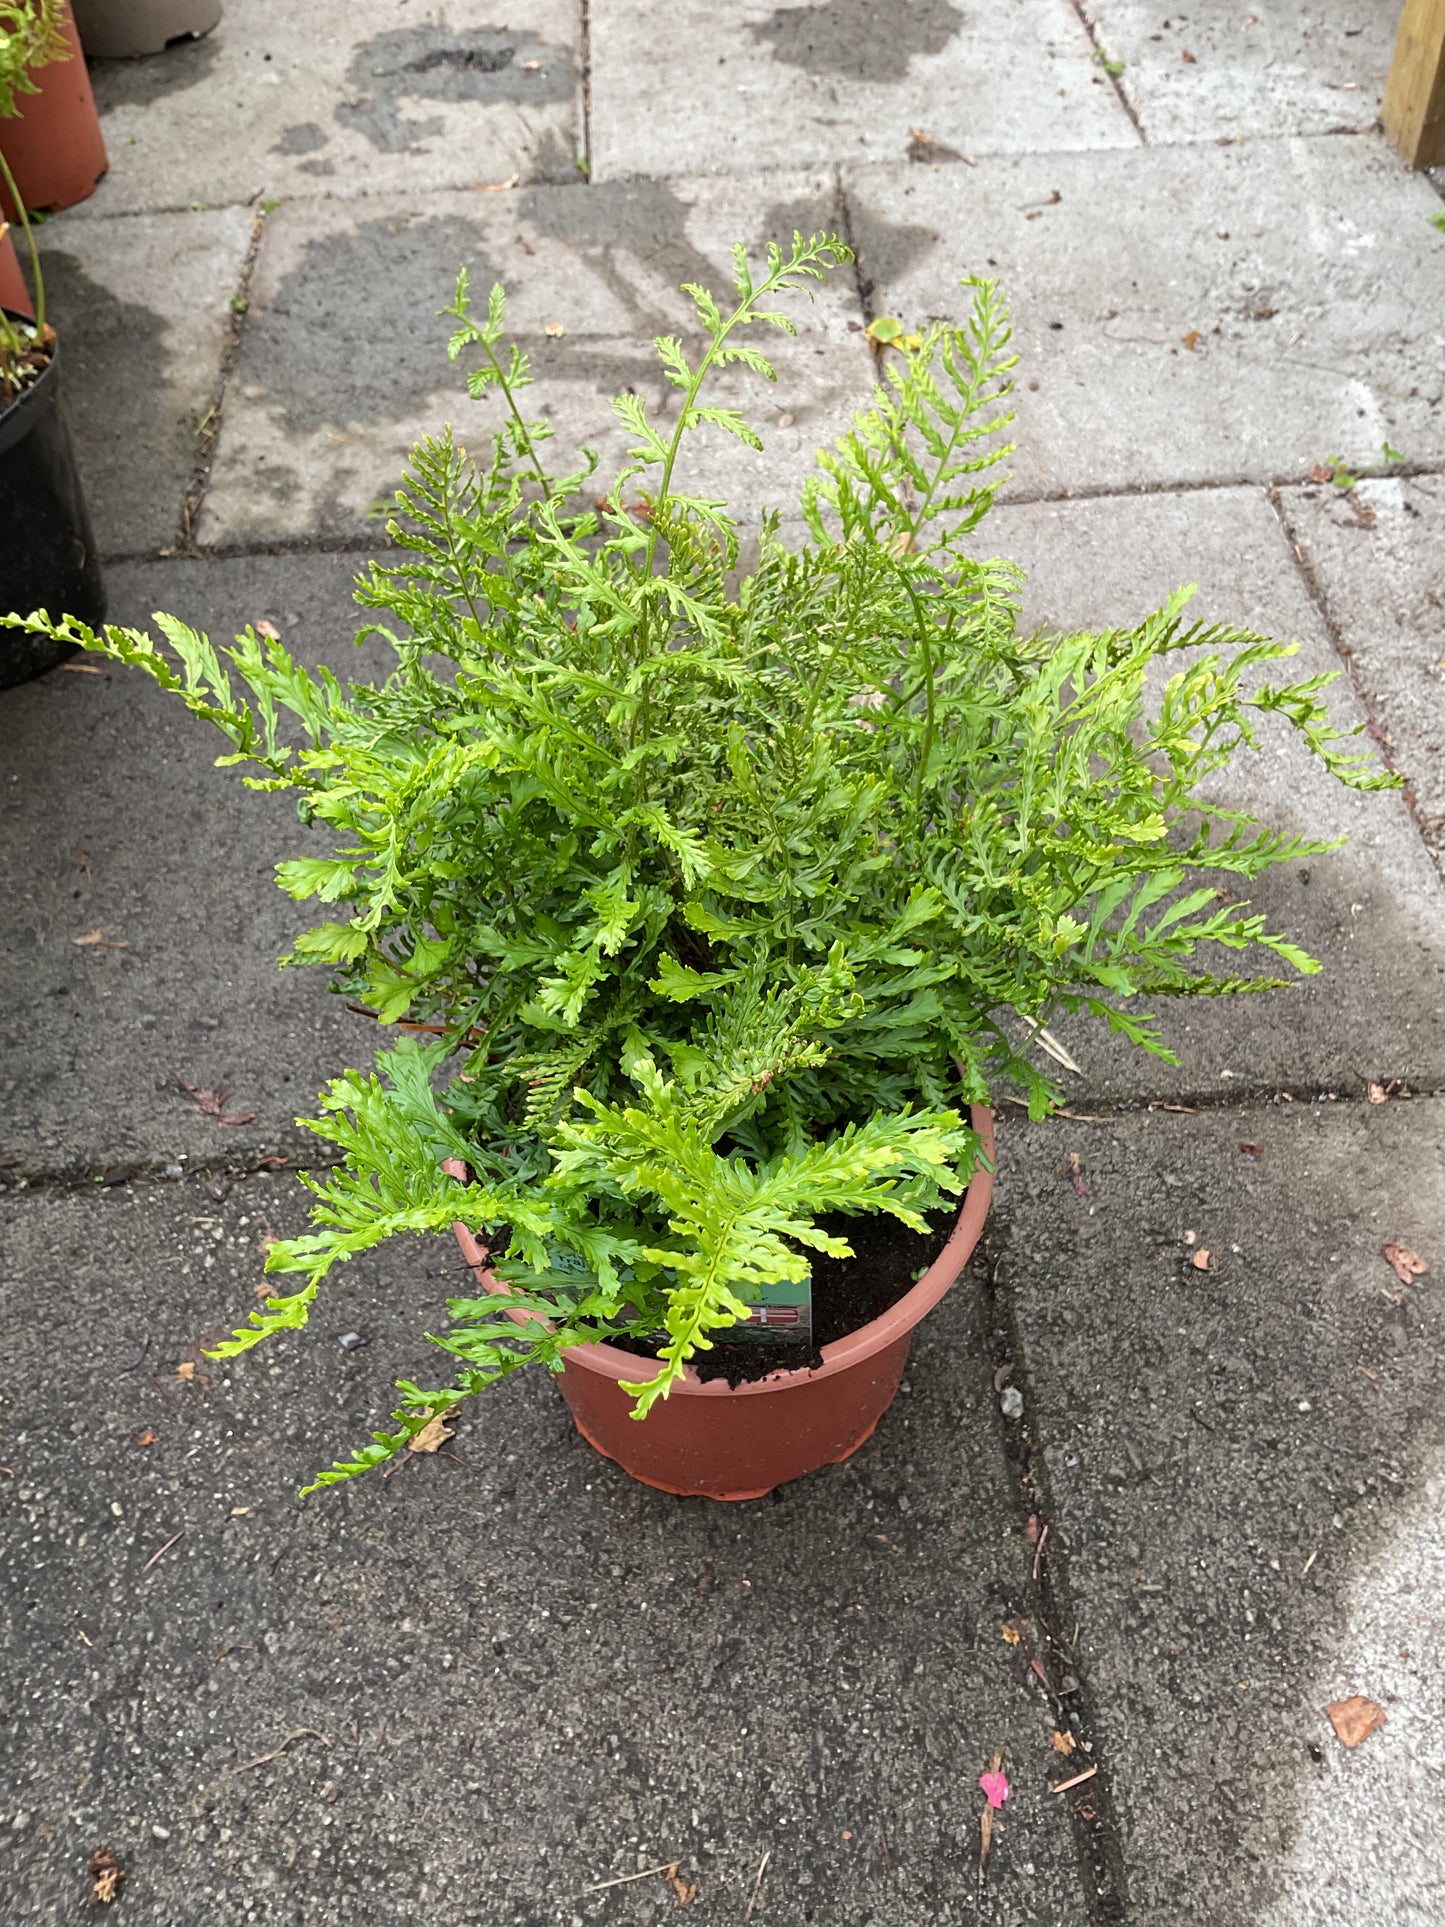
[4,234,1395,1491]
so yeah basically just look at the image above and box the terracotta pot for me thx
[0,5,108,221]
[447,1104,995,1500]
[71,0,222,59]
[0,227,32,316]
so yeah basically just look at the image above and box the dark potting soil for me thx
[608,1196,964,1388]
[0,327,53,407]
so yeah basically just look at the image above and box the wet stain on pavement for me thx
[241,213,498,433]
[517,180,720,328]
[753,0,961,83]
[273,121,328,156]
[845,203,939,312]
[337,25,575,154]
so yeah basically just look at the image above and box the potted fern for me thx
[0,0,104,687]
[3,236,1393,1496]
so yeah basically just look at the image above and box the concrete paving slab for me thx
[81,0,582,217]
[979,484,1445,1104]
[842,135,1445,498]
[1278,474,1445,874]
[0,552,398,1180]
[1078,0,1397,143]
[199,176,875,547]
[0,1173,1084,1925]
[994,1096,1445,1924]
[37,205,253,557]
[590,0,1138,179]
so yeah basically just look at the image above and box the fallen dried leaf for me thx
[255,619,281,640]
[1065,1150,1089,1198]
[1191,1248,1213,1271]
[129,1428,157,1448]
[408,1409,458,1455]
[1326,1695,1386,1749]
[1023,1513,1042,1545]
[663,1863,698,1907]
[977,1748,1003,1895]
[1309,462,1333,484]
[176,1361,196,1383]
[979,1767,1010,1809]
[906,126,963,163]
[1000,1619,1024,1646]
[1239,1142,1263,1158]
[177,1080,257,1128]
[1050,1729,1078,1755]
[1382,1243,1428,1286]
[1182,329,1200,350]
[544,320,566,338]
[88,1846,123,1904]
[1182,47,1197,61]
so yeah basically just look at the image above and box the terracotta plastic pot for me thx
[0,227,31,316]
[0,5,108,221]
[71,0,222,59]
[447,1105,995,1500]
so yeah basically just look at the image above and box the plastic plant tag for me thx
[736,1271,813,1344]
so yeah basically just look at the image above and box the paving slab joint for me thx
[579,0,592,181]
[834,162,879,336]
[1002,1086,1445,1127]
[1066,0,1146,144]
[172,204,270,557]
[0,1150,340,1194]
[1268,482,1445,882]
[975,1239,1133,1922]
[99,531,393,569]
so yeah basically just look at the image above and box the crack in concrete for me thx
[1067,0,1147,146]
[174,206,267,555]
[977,1236,1131,1922]
[1267,481,1445,884]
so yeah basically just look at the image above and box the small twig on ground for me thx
[1033,1521,1050,1583]
[193,1729,331,1812]
[142,1530,184,1573]
[744,1848,771,1921]
[1050,1764,1099,1795]
[582,1862,683,1896]
[1301,1548,1320,1578]
[879,1829,892,1872]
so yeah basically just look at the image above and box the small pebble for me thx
[163,1164,183,1179]
[1000,1386,1024,1419]
[151,1824,170,1842]
[338,1332,364,1351]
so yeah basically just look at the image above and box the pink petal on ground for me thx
[979,1770,1010,1809]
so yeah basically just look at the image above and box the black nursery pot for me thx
[0,322,105,689]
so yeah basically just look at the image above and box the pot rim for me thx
[0,313,57,458]
[445,1103,995,1401]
